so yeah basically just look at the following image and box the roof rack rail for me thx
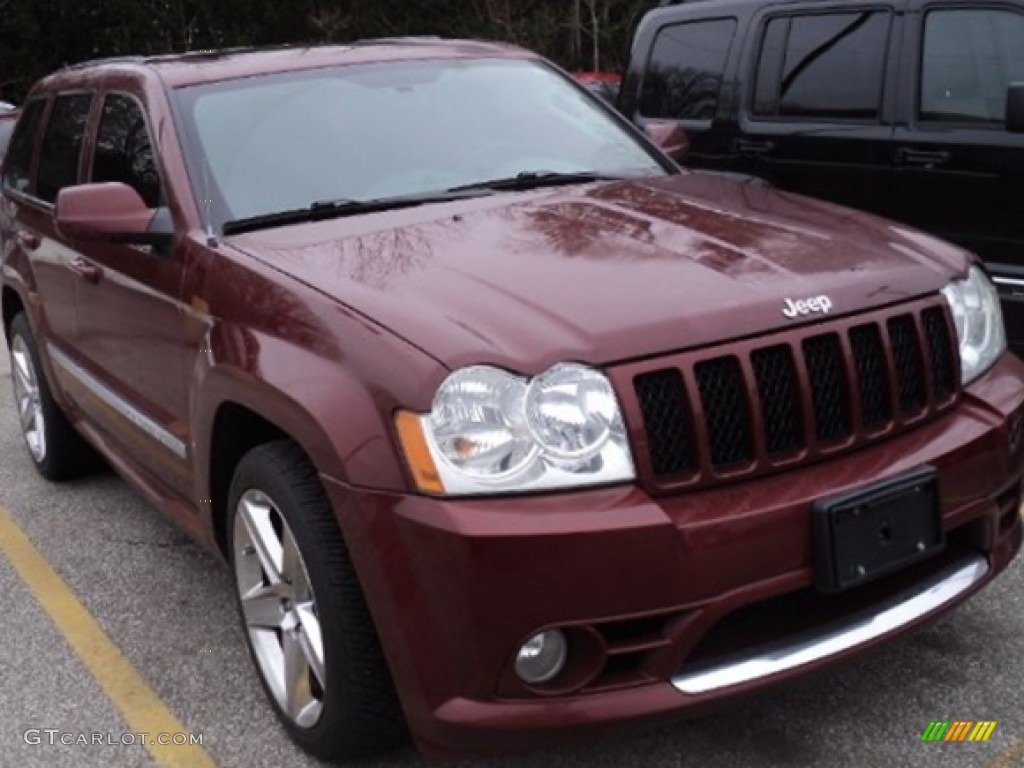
[64,55,146,71]
[64,46,287,71]
[355,36,446,44]
[60,38,480,73]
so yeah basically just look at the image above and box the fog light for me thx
[515,630,567,685]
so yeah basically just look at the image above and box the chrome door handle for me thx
[69,257,102,284]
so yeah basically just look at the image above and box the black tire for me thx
[227,440,407,762]
[7,313,101,481]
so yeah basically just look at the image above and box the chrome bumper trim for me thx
[992,276,1024,289]
[672,554,989,695]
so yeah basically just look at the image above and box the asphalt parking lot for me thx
[0,332,1022,768]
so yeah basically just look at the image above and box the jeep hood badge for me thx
[783,295,833,319]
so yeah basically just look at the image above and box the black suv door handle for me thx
[733,138,775,156]
[896,147,951,168]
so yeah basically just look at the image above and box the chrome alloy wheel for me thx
[11,335,46,463]
[233,489,326,728]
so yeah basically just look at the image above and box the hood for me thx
[226,173,969,373]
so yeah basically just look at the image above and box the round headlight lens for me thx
[429,366,535,479]
[942,266,1006,384]
[524,363,624,461]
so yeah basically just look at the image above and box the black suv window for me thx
[754,11,891,121]
[2,99,46,195]
[639,19,737,121]
[92,94,162,208]
[37,93,93,203]
[920,8,1024,125]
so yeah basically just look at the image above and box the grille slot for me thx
[631,301,959,487]
[922,307,956,400]
[634,369,693,477]
[802,333,852,443]
[849,324,892,429]
[694,357,752,468]
[888,315,926,414]
[752,345,803,456]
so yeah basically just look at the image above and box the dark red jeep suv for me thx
[2,40,1022,762]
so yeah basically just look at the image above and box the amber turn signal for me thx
[394,410,445,495]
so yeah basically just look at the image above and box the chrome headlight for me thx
[395,363,635,495]
[942,265,1006,385]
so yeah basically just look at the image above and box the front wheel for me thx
[228,441,407,761]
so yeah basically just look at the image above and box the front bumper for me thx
[324,354,1024,758]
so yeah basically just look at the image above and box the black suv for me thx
[621,0,1024,354]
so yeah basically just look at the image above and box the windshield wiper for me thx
[223,173,625,235]
[447,170,625,194]
[223,189,487,236]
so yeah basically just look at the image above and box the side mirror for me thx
[644,120,689,163]
[1007,83,1024,134]
[55,182,156,243]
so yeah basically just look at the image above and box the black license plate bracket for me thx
[813,466,944,594]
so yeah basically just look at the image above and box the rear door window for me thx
[2,99,46,195]
[639,18,737,121]
[91,94,162,208]
[37,93,93,203]
[753,11,892,121]
[920,8,1024,125]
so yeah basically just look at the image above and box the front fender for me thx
[191,320,448,502]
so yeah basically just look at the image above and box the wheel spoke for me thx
[283,629,313,721]
[11,347,34,390]
[239,497,284,584]
[295,602,326,688]
[12,365,34,406]
[18,398,35,431]
[249,629,286,701]
[13,363,31,398]
[281,528,302,589]
[241,587,286,630]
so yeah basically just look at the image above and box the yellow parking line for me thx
[0,504,216,768]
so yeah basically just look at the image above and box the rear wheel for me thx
[228,441,407,761]
[8,313,99,480]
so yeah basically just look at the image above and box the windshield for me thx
[172,58,668,229]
